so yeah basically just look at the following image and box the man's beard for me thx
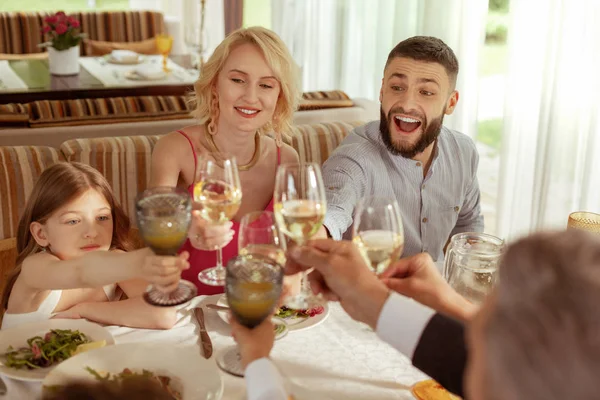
[379,106,444,159]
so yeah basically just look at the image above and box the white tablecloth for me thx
[2,295,427,399]
[0,61,28,91]
[79,55,199,87]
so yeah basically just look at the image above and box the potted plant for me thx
[41,11,84,75]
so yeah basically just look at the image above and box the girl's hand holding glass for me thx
[141,251,191,293]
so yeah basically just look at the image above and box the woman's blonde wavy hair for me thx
[189,26,301,144]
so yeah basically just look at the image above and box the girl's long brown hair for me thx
[2,162,134,310]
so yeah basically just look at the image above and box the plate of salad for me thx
[0,319,114,382]
[216,294,329,332]
[42,343,223,400]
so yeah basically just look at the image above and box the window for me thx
[475,0,510,235]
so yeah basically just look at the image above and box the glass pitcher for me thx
[444,232,504,305]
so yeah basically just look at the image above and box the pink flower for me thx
[55,11,66,18]
[69,19,80,29]
[44,15,58,24]
[42,25,51,34]
[55,23,68,35]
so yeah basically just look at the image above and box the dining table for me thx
[0,55,197,105]
[1,294,428,399]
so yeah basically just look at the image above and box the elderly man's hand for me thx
[230,316,275,370]
[286,239,390,328]
[381,253,478,322]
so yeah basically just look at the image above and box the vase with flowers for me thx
[41,11,85,75]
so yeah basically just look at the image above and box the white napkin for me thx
[110,49,139,63]
[133,64,166,80]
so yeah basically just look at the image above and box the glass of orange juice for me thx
[136,186,197,306]
[155,34,174,72]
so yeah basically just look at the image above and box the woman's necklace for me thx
[204,129,261,171]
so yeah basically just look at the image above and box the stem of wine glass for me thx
[216,246,224,269]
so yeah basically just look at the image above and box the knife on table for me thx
[193,307,213,359]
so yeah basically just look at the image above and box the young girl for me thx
[1,162,189,330]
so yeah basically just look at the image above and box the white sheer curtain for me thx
[271,0,487,137]
[496,0,600,240]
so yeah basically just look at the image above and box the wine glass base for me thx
[198,267,226,286]
[143,280,198,307]
[215,346,245,377]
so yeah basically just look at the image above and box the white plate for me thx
[0,319,115,382]
[104,54,145,65]
[42,342,223,400]
[216,294,329,332]
[124,70,167,81]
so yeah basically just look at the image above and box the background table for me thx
[0,55,196,105]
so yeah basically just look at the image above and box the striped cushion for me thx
[0,103,30,127]
[0,146,64,239]
[298,90,353,111]
[0,11,165,55]
[302,90,351,101]
[84,38,159,56]
[11,91,352,127]
[0,12,46,55]
[28,96,191,127]
[60,136,161,217]
[288,121,364,165]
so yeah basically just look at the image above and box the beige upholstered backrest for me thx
[60,135,161,218]
[0,146,64,240]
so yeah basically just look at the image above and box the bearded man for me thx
[321,36,483,267]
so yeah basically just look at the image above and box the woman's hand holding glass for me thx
[188,211,235,251]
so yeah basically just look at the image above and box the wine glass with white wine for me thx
[273,163,327,309]
[238,211,287,265]
[193,154,242,286]
[352,196,404,275]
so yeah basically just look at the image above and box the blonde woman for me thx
[150,27,300,294]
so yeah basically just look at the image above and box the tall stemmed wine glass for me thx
[352,196,405,275]
[216,255,284,377]
[193,154,242,286]
[238,211,287,266]
[273,163,327,309]
[135,187,198,306]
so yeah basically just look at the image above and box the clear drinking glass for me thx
[216,255,283,377]
[135,187,198,306]
[443,232,504,305]
[193,154,242,286]
[273,163,327,309]
[238,211,287,266]
[352,196,405,275]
